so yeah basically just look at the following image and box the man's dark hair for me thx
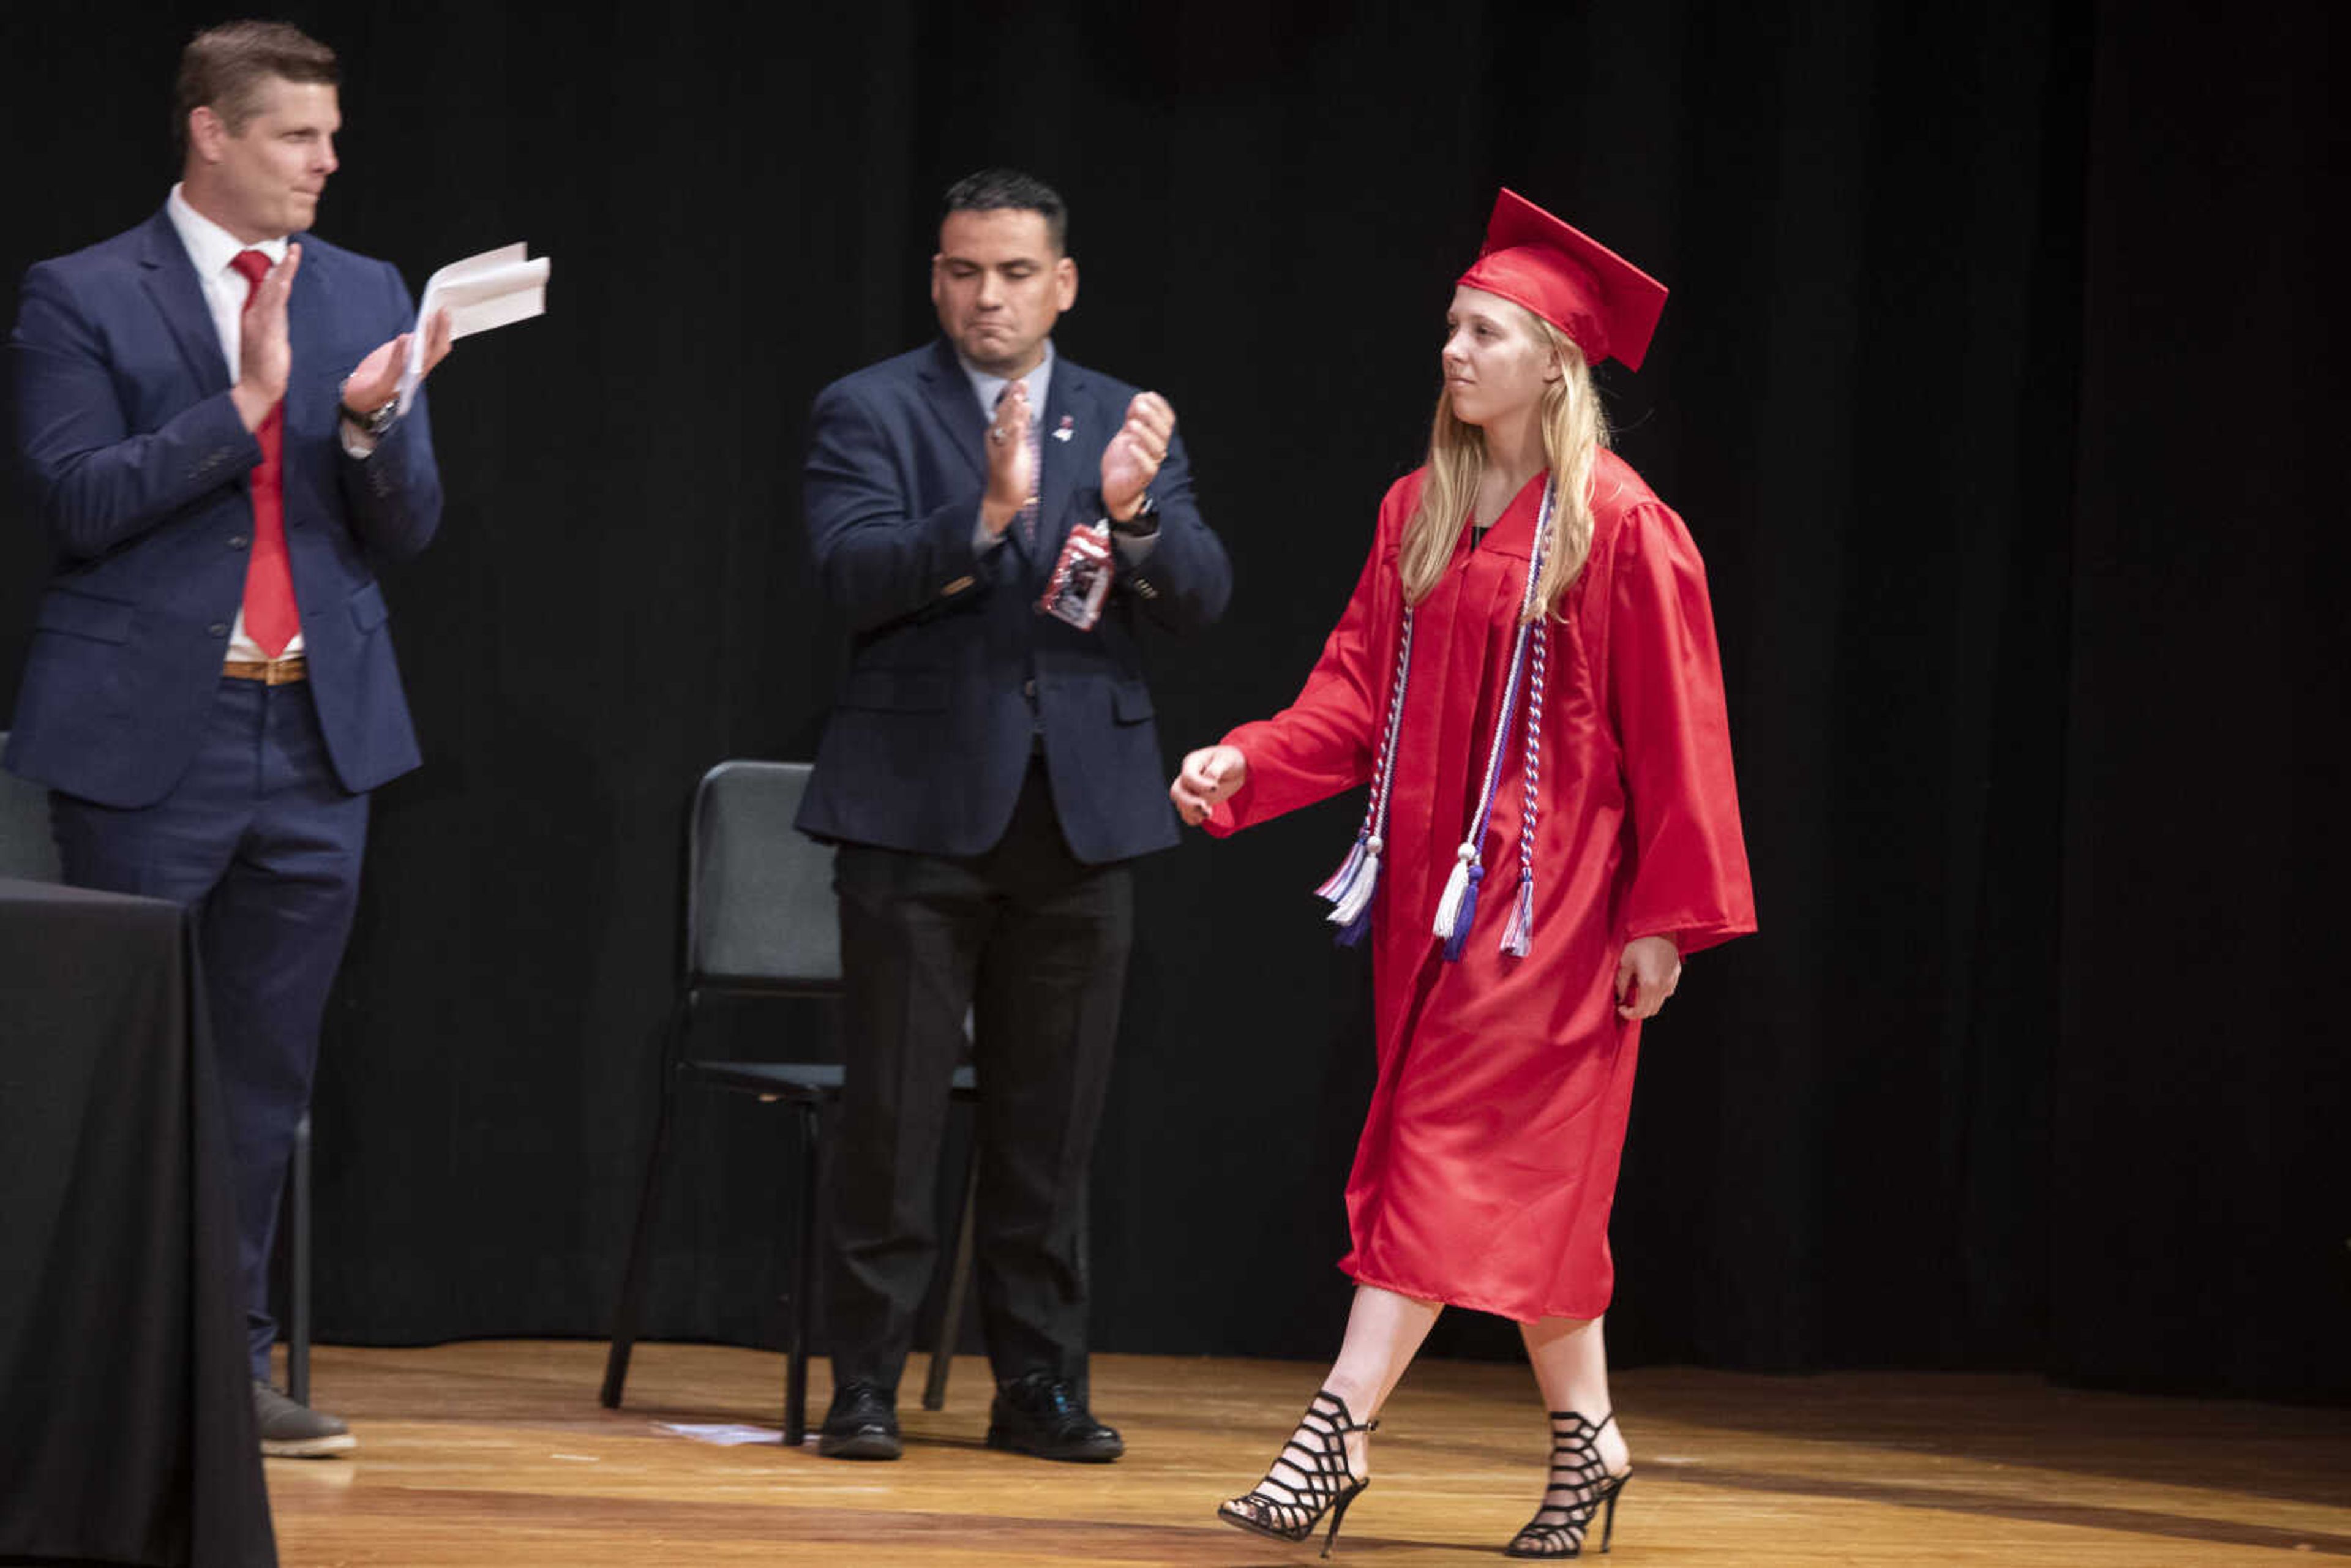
[174,20,339,153]
[943,168,1069,254]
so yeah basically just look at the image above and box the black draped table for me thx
[0,877,276,1567]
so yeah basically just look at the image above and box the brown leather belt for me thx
[222,655,309,685]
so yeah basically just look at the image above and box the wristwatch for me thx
[338,382,399,439]
[1108,491,1159,538]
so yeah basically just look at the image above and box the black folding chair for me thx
[600,760,978,1444]
[0,737,61,882]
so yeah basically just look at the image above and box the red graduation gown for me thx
[1207,457,1755,1321]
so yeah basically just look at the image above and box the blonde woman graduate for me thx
[1172,190,1756,1558]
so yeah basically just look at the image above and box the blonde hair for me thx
[1399,313,1610,621]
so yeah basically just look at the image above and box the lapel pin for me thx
[1052,416,1075,443]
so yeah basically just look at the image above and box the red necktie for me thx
[229,250,298,658]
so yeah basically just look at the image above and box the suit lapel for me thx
[917,337,990,492]
[284,232,332,444]
[135,210,232,396]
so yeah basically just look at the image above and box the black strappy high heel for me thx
[1217,1387,1379,1558]
[1504,1409,1630,1558]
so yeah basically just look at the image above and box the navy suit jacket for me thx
[6,207,442,808]
[797,338,1230,865]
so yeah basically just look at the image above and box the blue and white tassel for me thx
[1431,484,1554,962]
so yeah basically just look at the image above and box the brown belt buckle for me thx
[224,656,308,685]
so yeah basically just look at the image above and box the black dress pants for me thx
[827,757,1133,1394]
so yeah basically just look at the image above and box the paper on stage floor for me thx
[656,1421,785,1446]
[397,242,551,413]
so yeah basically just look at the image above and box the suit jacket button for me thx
[208,623,229,637]
[228,534,249,547]
[1022,678,1038,700]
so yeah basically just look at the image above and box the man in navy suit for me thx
[6,21,454,1456]
[798,169,1229,1462]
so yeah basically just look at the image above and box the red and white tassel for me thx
[1314,836,1368,904]
[1501,874,1535,957]
[1323,834,1384,932]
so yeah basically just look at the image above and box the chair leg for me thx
[784,1100,820,1447]
[288,1110,312,1408]
[602,1021,688,1409]
[922,1141,980,1412]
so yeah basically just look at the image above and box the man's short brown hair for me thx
[174,20,338,151]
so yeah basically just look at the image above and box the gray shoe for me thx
[253,1380,356,1458]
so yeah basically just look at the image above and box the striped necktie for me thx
[995,383,1044,547]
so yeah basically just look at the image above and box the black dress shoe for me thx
[985,1371,1123,1463]
[817,1379,901,1460]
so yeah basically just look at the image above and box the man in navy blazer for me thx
[6,21,454,1456]
[798,170,1229,1463]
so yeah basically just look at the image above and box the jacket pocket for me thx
[348,579,389,632]
[34,588,134,644]
[1111,680,1155,724]
[838,669,949,712]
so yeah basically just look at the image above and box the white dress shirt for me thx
[165,184,304,662]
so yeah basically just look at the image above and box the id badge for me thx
[1038,520,1114,631]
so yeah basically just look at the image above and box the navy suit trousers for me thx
[48,675,367,1379]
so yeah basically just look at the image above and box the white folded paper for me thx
[397,242,552,413]
[656,1422,784,1446]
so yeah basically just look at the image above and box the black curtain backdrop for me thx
[2,1,2341,1405]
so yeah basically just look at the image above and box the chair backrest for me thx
[0,735,62,882]
[686,760,839,992]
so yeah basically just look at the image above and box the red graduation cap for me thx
[1456,189,1669,372]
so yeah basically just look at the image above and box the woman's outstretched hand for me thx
[1171,745,1247,827]
[1615,936,1683,1021]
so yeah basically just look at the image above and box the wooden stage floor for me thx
[263,1341,2349,1565]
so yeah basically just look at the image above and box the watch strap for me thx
[1108,491,1159,537]
[338,380,400,438]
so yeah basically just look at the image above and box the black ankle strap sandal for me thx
[1218,1387,1380,1558]
[1504,1408,1631,1558]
